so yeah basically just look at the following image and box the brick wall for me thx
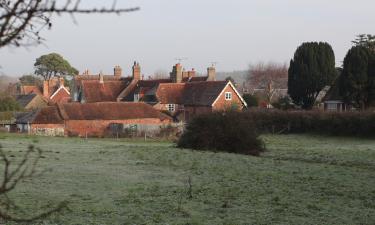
[212,84,244,111]
[65,118,171,137]
[31,124,65,136]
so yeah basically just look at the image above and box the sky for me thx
[0,0,374,77]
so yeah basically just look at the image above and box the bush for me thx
[243,110,375,136]
[242,94,258,107]
[272,96,295,110]
[177,112,264,156]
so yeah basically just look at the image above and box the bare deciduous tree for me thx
[0,0,139,48]
[0,144,67,222]
[247,62,288,105]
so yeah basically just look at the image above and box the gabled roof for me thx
[32,107,65,124]
[16,111,39,124]
[322,77,343,102]
[16,94,38,108]
[81,80,130,103]
[150,81,247,107]
[60,102,171,121]
[183,81,228,106]
[156,83,185,104]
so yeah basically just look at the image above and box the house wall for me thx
[31,124,65,136]
[154,103,183,115]
[65,118,171,137]
[212,85,244,111]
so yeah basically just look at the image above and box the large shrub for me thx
[177,112,264,156]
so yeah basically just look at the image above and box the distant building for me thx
[72,62,246,121]
[17,102,172,137]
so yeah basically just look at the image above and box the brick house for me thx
[72,62,246,120]
[17,77,71,106]
[148,81,247,121]
[25,102,172,137]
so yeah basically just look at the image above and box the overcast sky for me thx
[0,0,374,77]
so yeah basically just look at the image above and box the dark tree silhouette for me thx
[288,42,337,109]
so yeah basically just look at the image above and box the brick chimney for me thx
[43,80,49,98]
[132,61,141,80]
[114,65,122,77]
[207,66,216,81]
[99,71,104,84]
[59,77,65,87]
[170,63,183,83]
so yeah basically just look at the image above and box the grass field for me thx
[0,133,374,225]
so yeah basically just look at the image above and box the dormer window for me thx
[225,92,232,101]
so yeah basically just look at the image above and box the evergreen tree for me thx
[288,42,337,109]
[340,46,375,109]
[34,53,78,81]
[352,34,375,52]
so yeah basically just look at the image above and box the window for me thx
[327,103,337,111]
[225,92,232,101]
[134,94,140,102]
[168,104,176,112]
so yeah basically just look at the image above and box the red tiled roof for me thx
[150,81,229,106]
[33,106,64,124]
[60,102,171,121]
[81,80,130,103]
[155,83,185,104]
[32,102,172,124]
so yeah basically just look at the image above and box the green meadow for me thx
[0,133,374,225]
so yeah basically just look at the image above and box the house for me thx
[24,102,172,137]
[16,94,48,110]
[18,77,71,104]
[73,62,215,103]
[72,62,246,120]
[142,80,247,121]
[321,83,352,112]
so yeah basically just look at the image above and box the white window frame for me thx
[134,94,140,102]
[168,104,176,112]
[225,92,232,101]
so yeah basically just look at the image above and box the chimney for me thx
[207,66,216,81]
[59,77,65,87]
[188,68,196,78]
[170,63,183,83]
[99,71,104,84]
[114,65,122,77]
[43,80,49,98]
[132,61,141,80]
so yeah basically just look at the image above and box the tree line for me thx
[288,34,375,110]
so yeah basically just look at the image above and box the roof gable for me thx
[211,81,247,107]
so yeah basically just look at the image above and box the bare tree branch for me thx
[0,144,67,222]
[0,0,140,48]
